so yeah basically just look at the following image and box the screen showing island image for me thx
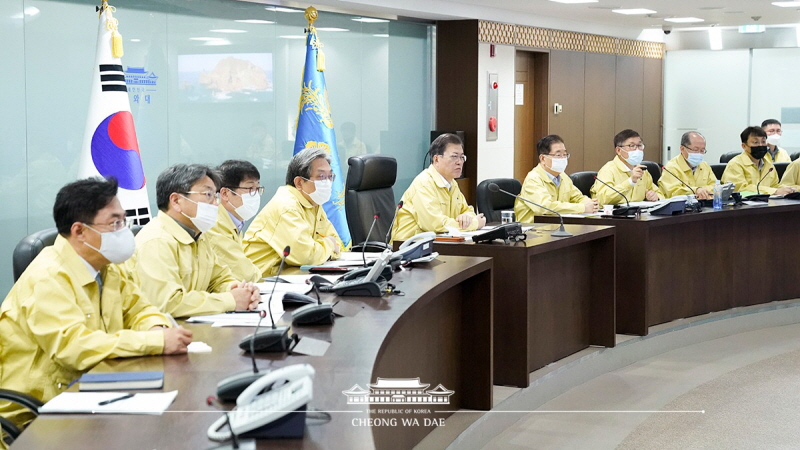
[178,53,273,103]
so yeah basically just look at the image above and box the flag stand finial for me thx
[305,6,318,27]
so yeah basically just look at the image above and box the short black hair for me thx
[217,160,260,190]
[428,133,463,159]
[614,129,641,148]
[740,126,767,144]
[54,177,119,236]
[156,164,221,211]
[536,135,564,157]
[761,119,781,128]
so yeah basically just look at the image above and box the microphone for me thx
[756,167,774,195]
[238,246,292,353]
[660,165,703,212]
[362,213,379,267]
[384,200,404,243]
[487,183,572,237]
[593,177,639,216]
[660,165,698,197]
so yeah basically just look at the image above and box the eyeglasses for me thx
[227,186,265,197]
[441,153,467,162]
[682,146,707,154]
[302,174,336,182]
[619,143,645,151]
[86,219,127,231]
[545,153,571,159]
[184,190,219,203]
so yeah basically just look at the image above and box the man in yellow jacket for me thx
[243,147,344,276]
[125,164,261,317]
[659,131,717,199]
[761,119,792,163]
[722,126,795,196]
[392,133,485,241]
[515,134,598,222]
[780,158,800,190]
[206,160,263,282]
[590,129,661,204]
[0,178,193,429]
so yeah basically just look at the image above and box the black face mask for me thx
[750,145,769,160]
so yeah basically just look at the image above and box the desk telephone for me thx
[318,249,394,296]
[207,364,315,441]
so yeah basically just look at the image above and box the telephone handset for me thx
[393,231,435,261]
[320,249,393,297]
[207,364,315,442]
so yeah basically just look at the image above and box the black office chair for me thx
[774,162,790,180]
[569,171,598,197]
[791,152,800,161]
[710,163,726,180]
[0,389,43,446]
[641,161,661,185]
[12,228,59,282]
[476,178,521,223]
[345,155,397,249]
[720,151,740,163]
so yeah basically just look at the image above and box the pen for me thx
[226,310,260,314]
[316,231,328,238]
[166,313,180,328]
[98,393,135,406]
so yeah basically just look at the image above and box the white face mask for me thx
[686,152,704,167]
[305,179,332,205]
[624,149,644,167]
[181,195,218,233]
[84,226,136,264]
[548,156,568,173]
[231,191,261,221]
[767,134,781,146]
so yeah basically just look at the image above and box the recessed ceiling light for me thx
[772,1,800,6]
[739,24,766,33]
[664,17,704,23]
[203,39,232,46]
[316,27,349,32]
[130,38,141,42]
[189,37,219,41]
[266,6,301,13]
[373,34,389,37]
[549,0,599,3]
[612,8,657,15]
[352,17,390,23]
[234,19,275,24]
[210,29,247,33]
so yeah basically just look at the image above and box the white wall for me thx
[476,42,516,184]
[663,50,750,164]
[751,48,800,155]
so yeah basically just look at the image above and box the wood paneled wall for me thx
[435,20,664,199]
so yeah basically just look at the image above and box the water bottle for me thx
[713,180,723,210]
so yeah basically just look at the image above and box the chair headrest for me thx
[346,155,397,191]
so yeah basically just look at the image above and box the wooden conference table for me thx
[12,255,493,450]
[538,199,800,335]
[431,224,616,388]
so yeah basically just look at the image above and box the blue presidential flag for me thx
[293,15,351,246]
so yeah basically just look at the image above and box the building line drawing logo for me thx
[342,378,454,405]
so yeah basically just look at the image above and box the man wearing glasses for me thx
[0,178,193,428]
[658,131,717,199]
[243,147,344,276]
[392,133,485,241]
[591,129,661,204]
[761,119,792,163]
[126,164,261,317]
[206,160,264,282]
[515,134,598,223]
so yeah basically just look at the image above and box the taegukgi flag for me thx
[293,6,351,246]
[79,0,151,225]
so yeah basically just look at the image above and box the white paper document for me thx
[40,390,178,415]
